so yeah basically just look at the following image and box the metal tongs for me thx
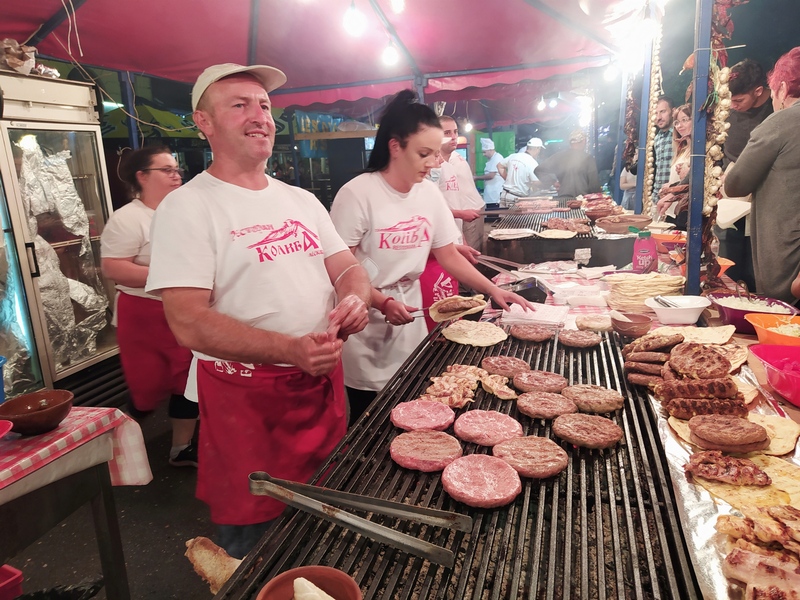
[653,295,679,308]
[249,472,472,567]
[475,255,533,279]
[734,280,757,303]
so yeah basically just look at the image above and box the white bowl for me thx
[644,295,711,325]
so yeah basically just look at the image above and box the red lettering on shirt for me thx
[245,219,321,263]
[444,175,459,191]
[376,216,433,251]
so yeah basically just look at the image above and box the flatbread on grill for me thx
[535,229,577,239]
[649,325,736,345]
[441,320,508,347]
[429,295,487,323]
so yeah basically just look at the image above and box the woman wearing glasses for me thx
[101,146,199,467]
[656,104,693,228]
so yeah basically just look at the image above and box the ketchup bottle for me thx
[631,227,658,273]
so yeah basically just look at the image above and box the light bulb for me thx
[464,122,473,133]
[537,99,546,111]
[343,1,367,37]
[390,0,405,13]
[604,64,620,81]
[548,98,558,108]
[382,43,399,66]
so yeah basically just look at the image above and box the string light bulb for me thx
[382,41,399,66]
[390,0,405,13]
[548,98,558,108]
[464,122,473,133]
[343,0,367,37]
[537,99,546,111]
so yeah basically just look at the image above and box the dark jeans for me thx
[217,521,273,559]
[346,386,377,427]
[715,221,756,291]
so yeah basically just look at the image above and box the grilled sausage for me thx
[624,361,664,376]
[653,377,738,401]
[664,397,748,420]
[627,352,670,363]
[627,373,664,388]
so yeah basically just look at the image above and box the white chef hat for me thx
[480,138,495,150]
[527,137,545,148]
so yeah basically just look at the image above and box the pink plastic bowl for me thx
[748,344,800,407]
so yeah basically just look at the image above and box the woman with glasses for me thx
[101,146,199,467]
[655,104,692,228]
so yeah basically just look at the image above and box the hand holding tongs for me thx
[249,472,472,567]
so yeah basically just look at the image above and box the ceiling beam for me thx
[25,0,91,47]
[520,0,619,54]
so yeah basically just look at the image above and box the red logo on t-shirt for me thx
[246,219,321,262]
[376,216,432,250]
[444,175,459,191]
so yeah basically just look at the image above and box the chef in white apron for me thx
[330,90,535,424]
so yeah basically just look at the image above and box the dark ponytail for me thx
[366,90,442,172]
[118,145,172,197]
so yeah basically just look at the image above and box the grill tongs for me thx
[249,472,472,567]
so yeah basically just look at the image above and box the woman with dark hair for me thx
[330,90,534,423]
[101,146,199,465]
[726,47,800,304]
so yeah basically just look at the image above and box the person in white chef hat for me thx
[496,137,544,206]
[474,137,505,207]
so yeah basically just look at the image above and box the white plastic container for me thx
[644,296,711,325]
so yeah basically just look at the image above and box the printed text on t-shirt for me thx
[377,216,432,250]
[244,219,323,262]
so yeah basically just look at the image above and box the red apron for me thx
[195,359,346,525]
[419,255,457,332]
[116,293,192,412]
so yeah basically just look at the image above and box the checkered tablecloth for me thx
[0,407,153,489]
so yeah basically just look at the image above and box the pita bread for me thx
[535,229,577,239]
[429,295,487,323]
[733,376,760,404]
[668,414,800,457]
[650,325,736,345]
[441,320,508,347]
[710,343,749,372]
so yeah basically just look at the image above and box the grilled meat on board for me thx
[684,451,771,486]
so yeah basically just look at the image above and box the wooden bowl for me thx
[0,389,73,436]
[595,215,653,235]
[584,208,613,223]
[256,565,362,600]
[611,313,653,338]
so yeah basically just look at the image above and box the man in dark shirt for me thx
[718,59,773,290]
[534,130,601,197]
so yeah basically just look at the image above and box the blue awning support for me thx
[24,0,90,47]
[247,0,259,65]
[633,48,654,216]
[686,0,714,295]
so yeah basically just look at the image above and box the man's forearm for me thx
[335,264,372,307]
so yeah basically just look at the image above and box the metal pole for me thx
[287,111,300,187]
[247,0,260,65]
[118,71,140,150]
[612,72,628,205]
[686,0,714,295]
[634,58,653,215]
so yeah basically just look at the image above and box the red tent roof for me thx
[2,0,642,120]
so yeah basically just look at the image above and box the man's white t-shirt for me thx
[100,199,156,300]
[483,152,504,205]
[146,171,348,357]
[499,151,539,197]
[330,172,460,390]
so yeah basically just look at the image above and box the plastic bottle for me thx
[631,227,658,273]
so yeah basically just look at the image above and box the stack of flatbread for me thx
[603,273,686,313]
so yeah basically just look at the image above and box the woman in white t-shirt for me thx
[656,104,692,223]
[100,146,198,467]
[330,90,534,423]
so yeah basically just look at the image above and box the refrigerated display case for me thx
[0,71,117,393]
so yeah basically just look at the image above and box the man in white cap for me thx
[473,137,505,207]
[535,130,601,197]
[146,64,371,558]
[496,138,544,206]
[438,115,485,251]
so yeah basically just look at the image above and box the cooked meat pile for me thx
[683,451,772,486]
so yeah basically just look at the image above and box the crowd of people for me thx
[97,46,800,561]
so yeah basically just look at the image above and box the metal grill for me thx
[218,331,701,600]
[496,208,597,238]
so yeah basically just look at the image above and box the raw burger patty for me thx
[481,356,531,378]
[558,330,602,348]
[552,413,623,449]
[442,454,522,508]
[454,410,523,446]
[516,391,578,419]
[492,437,569,478]
[390,400,455,431]
[561,385,625,414]
[390,431,462,472]
[513,370,568,393]
[509,324,555,342]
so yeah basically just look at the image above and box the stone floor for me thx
[7,406,214,599]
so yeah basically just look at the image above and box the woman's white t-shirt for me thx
[100,198,156,300]
[330,172,460,390]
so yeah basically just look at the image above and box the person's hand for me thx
[327,294,369,341]
[487,285,537,312]
[288,332,344,377]
[456,244,480,264]
[460,209,481,222]
[382,298,416,326]
[656,194,674,216]
[659,183,671,195]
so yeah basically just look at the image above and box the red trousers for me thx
[195,359,346,525]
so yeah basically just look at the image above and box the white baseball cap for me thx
[192,63,287,110]
[480,138,495,150]
[527,137,544,148]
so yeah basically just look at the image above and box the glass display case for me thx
[0,72,117,393]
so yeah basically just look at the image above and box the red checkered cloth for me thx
[0,407,153,489]
[492,273,610,317]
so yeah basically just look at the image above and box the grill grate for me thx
[496,208,597,239]
[218,330,701,600]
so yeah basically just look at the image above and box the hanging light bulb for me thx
[382,41,400,66]
[548,98,558,109]
[390,0,405,13]
[464,122,473,133]
[537,98,546,111]
[343,0,367,37]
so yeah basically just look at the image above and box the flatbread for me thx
[733,376,760,405]
[535,229,577,239]
[649,325,736,345]
[441,320,508,347]
[668,414,800,457]
[429,295,487,323]
[710,343,749,373]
